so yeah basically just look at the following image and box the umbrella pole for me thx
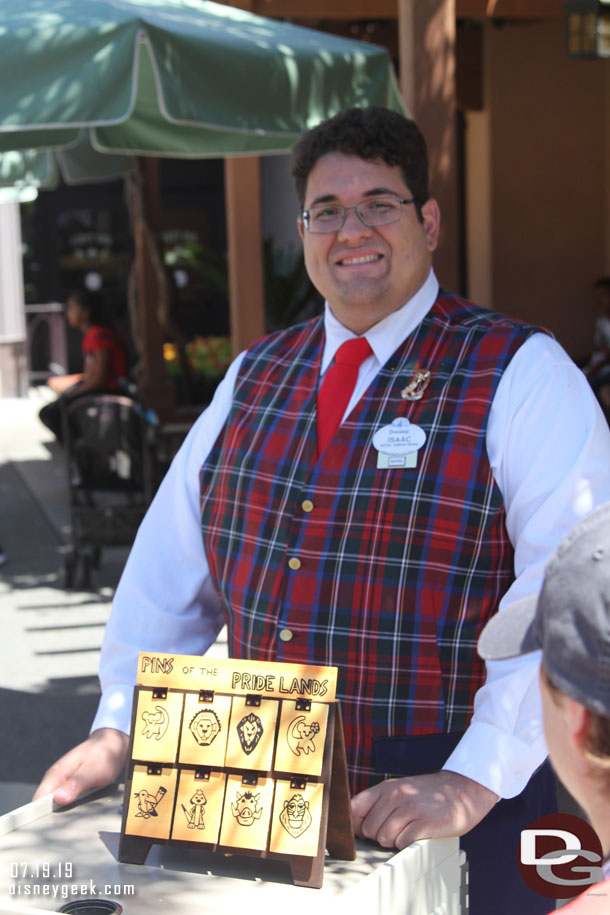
[224,156,266,355]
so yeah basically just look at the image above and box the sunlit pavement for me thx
[0,388,226,813]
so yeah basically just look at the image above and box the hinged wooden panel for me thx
[225,696,279,771]
[178,693,232,768]
[274,701,329,776]
[125,765,178,840]
[132,689,184,764]
[219,775,275,850]
[171,769,227,844]
[269,780,325,857]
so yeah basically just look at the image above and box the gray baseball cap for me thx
[478,502,610,717]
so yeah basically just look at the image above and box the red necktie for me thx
[317,336,372,455]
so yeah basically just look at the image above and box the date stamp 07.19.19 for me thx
[6,862,135,903]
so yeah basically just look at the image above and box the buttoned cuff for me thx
[441,720,548,799]
[90,684,134,736]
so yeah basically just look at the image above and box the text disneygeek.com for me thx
[9,880,136,901]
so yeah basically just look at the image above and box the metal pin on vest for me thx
[400,368,431,401]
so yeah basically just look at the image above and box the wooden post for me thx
[398,0,460,293]
[131,157,176,421]
[224,157,266,356]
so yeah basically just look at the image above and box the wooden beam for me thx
[221,0,563,19]
[224,157,266,356]
[399,0,460,292]
[456,0,562,17]
[220,0,398,19]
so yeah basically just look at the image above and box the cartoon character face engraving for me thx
[279,793,312,838]
[231,790,263,826]
[287,715,320,756]
[182,788,207,829]
[236,712,263,755]
[141,705,169,740]
[189,709,221,746]
[134,786,167,818]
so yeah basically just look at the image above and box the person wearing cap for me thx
[479,503,610,911]
[34,108,610,914]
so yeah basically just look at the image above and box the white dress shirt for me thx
[92,270,610,799]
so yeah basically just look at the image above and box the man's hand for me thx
[33,728,129,806]
[351,770,499,850]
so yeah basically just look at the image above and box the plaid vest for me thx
[200,291,538,792]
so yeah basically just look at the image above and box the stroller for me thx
[61,393,155,589]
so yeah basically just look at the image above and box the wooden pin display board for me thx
[119,653,356,888]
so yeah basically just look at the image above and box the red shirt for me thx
[82,325,128,390]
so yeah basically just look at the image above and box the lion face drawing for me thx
[236,712,263,755]
[279,793,312,838]
[189,709,221,746]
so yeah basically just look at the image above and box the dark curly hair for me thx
[292,107,430,221]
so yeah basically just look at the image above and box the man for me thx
[35,108,610,913]
[478,502,610,912]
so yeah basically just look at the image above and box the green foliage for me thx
[169,238,320,332]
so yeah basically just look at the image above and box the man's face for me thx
[298,152,439,334]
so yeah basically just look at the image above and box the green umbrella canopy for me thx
[0,0,405,187]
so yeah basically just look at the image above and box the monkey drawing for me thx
[140,705,169,741]
[286,715,320,756]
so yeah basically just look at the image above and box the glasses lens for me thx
[307,204,343,233]
[359,197,402,226]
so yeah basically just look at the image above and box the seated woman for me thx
[39,290,129,443]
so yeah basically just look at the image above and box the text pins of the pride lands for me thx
[132,689,184,764]
[125,765,177,840]
[171,769,227,844]
[218,775,275,851]
[273,702,329,776]
[178,693,232,767]
[269,780,324,857]
[225,697,279,771]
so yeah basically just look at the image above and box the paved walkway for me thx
[0,389,225,813]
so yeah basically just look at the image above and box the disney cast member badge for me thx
[373,417,426,468]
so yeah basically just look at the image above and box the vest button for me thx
[288,557,302,570]
[301,499,314,513]
[279,628,294,642]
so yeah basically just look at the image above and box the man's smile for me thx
[336,252,384,267]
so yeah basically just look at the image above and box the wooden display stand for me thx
[118,653,356,888]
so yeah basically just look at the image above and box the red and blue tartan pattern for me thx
[199,291,539,793]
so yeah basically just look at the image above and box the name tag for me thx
[373,418,426,469]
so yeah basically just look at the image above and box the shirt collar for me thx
[321,269,440,374]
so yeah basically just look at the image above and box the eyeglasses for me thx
[301,195,415,234]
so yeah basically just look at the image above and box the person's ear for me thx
[563,698,591,759]
[297,217,305,242]
[421,198,440,253]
